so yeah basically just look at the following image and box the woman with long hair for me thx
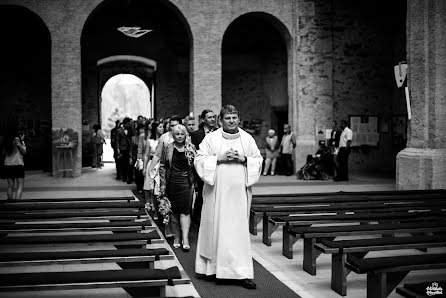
[142,121,164,219]
[159,124,196,251]
[1,125,26,200]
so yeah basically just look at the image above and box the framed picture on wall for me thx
[391,115,407,147]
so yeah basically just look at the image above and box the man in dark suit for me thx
[115,117,132,182]
[328,120,342,176]
[190,109,216,223]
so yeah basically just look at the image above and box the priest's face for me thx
[222,113,240,134]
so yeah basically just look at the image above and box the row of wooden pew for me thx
[250,189,446,298]
[0,196,192,297]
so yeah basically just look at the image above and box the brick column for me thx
[396,0,446,189]
[190,36,222,121]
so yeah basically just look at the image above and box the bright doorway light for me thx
[101,73,152,137]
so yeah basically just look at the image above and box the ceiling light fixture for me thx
[117,26,152,38]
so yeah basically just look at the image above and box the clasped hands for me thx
[217,148,245,164]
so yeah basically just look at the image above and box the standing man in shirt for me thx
[334,120,353,181]
[190,109,216,223]
[279,124,296,176]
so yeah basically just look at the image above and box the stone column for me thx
[45,2,85,177]
[396,0,446,189]
[295,0,334,169]
[190,38,222,121]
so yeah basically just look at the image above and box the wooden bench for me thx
[0,209,149,222]
[0,201,144,211]
[314,235,446,296]
[0,230,163,246]
[251,189,446,204]
[261,201,446,245]
[0,248,172,268]
[396,280,446,298]
[273,210,446,258]
[0,196,136,203]
[0,220,154,233]
[249,192,446,235]
[346,253,446,298]
[0,267,189,296]
[285,220,446,275]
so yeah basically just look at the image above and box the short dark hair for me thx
[200,109,214,120]
[123,117,131,124]
[341,120,348,126]
[170,115,182,123]
[219,104,240,120]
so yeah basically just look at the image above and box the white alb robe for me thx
[194,128,263,279]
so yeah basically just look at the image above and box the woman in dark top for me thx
[1,126,27,200]
[159,124,196,251]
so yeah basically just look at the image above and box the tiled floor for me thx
[1,163,445,298]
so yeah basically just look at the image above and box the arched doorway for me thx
[222,12,290,148]
[81,0,192,167]
[100,73,152,162]
[0,5,52,171]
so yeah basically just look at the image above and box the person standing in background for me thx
[91,124,105,169]
[1,125,26,200]
[111,120,120,177]
[190,109,216,224]
[279,124,296,176]
[183,115,196,134]
[115,117,132,182]
[334,120,353,182]
[263,129,279,176]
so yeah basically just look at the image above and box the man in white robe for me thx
[194,104,263,289]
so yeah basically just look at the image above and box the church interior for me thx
[0,0,445,297]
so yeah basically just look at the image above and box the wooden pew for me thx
[314,235,446,296]
[0,230,163,246]
[0,196,136,203]
[249,191,446,235]
[274,210,446,258]
[261,201,446,245]
[0,209,149,223]
[0,201,144,211]
[0,267,189,296]
[285,221,446,276]
[0,248,172,268]
[0,220,154,233]
[346,253,446,298]
[251,189,446,204]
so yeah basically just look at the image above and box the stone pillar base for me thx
[396,148,446,190]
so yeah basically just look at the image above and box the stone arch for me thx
[81,0,193,166]
[0,4,52,171]
[97,55,157,125]
[222,11,292,151]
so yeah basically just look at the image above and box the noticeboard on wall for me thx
[349,115,379,147]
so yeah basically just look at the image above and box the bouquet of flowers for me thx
[157,196,172,224]
[134,158,144,171]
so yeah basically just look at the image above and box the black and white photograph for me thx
[0,0,445,298]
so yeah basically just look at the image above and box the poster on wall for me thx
[349,115,379,147]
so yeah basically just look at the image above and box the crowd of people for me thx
[105,106,262,289]
[0,104,354,289]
